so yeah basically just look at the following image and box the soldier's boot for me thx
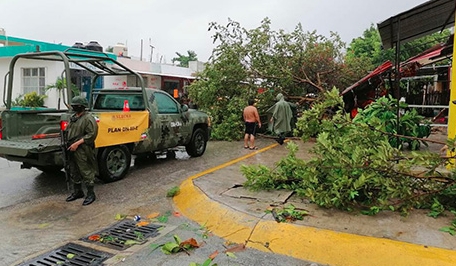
[66,183,84,202]
[83,186,96,206]
[275,134,285,145]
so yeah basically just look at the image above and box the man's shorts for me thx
[245,122,257,135]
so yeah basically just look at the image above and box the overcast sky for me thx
[0,0,429,63]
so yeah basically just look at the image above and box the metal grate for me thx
[19,242,112,266]
[80,220,162,250]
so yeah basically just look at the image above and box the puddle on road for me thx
[10,202,80,226]
[132,149,190,168]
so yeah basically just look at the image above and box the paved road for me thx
[0,139,318,266]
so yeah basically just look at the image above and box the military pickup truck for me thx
[0,49,211,182]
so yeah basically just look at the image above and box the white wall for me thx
[0,58,64,109]
[104,75,128,88]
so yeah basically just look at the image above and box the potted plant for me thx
[11,91,47,109]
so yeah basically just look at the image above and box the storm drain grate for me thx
[19,242,112,266]
[80,220,162,250]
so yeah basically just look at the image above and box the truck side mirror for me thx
[181,104,189,112]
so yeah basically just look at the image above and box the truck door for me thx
[152,91,189,148]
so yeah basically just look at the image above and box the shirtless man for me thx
[243,99,261,150]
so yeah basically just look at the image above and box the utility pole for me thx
[140,39,143,61]
[149,38,154,63]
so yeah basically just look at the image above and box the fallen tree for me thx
[242,88,456,216]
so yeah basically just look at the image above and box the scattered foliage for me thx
[147,212,160,219]
[167,186,181,197]
[158,211,172,223]
[114,213,127,220]
[266,204,309,223]
[440,211,456,236]
[190,259,218,266]
[161,235,200,255]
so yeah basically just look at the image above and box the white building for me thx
[0,33,205,109]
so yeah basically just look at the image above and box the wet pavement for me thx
[3,129,456,266]
[1,138,320,266]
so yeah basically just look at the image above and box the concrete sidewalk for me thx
[173,140,456,266]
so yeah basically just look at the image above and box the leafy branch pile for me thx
[353,96,431,150]
[242,89,456,215]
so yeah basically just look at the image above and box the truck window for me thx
[94,94,145,110]
[153,92,179,114]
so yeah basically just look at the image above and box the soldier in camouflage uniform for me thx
[65,96,99,206]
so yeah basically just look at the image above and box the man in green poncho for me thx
[268,93,292,145]
[65,96,99,206]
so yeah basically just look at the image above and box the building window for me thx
[163,80,180,96]
[22,67,45,95]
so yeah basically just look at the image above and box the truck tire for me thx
[98,145,131,183]
[185,128,207,157]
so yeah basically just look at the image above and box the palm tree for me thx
[45,77,78,109]
[172,50,198,67]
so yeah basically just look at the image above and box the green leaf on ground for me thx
[161,242,180,254]
[115,213,127,220]
[158,211,172,223]
[226,252,237,258]
[439,226,456,236]
[124,240,140,246]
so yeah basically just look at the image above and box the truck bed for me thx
[0,137,62,157]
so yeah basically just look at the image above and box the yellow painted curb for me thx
[174,144,456,266]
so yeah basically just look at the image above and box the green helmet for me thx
[70,96,89,107]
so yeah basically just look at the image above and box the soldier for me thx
[65,96,99,206]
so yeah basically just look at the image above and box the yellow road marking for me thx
[174,143,456,266]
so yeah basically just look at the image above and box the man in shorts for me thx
[243,99,261,150]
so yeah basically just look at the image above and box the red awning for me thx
[402,44,445,66]
[341,61,393,95]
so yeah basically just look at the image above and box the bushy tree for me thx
[346,25,451,68]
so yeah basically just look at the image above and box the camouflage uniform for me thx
[66,111,98,185]
[65,96,98,205]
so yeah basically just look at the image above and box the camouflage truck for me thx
[0,49,211,182]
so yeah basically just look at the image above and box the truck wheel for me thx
[98,145,131,182]
[185,128,207,157]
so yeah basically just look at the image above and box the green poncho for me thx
[267,93,292,135]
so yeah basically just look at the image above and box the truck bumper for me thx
[0,138,63,167]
